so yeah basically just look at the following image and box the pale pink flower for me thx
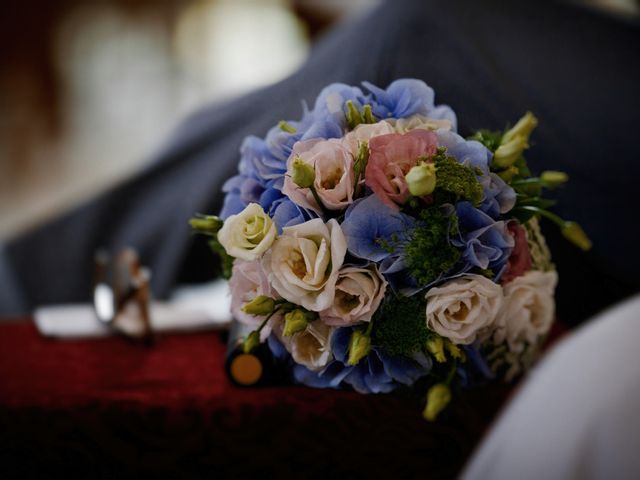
[282,139,354,214]
[319,264,387,327]
[341,121,395,157]
[229,259,277,339]
[364,129,438,209]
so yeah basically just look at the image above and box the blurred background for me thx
[0,0,380,241]
[0,0,636,242]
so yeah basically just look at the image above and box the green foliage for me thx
[208,237,233,280]
[433,153,483,206]
[372,295,429,356]
[468,129,502,152]
[405,208,460,286]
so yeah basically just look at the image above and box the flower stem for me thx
[309,184,329,216]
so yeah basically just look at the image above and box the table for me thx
[0,319,514,478]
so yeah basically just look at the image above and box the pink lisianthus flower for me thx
[229,258,278,339]
[282,138,354,214]
[501,221,533,284]
[364,129,438,209]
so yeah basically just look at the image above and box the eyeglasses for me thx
[93,248,154,344]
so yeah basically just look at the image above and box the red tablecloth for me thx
[0,319,513,478]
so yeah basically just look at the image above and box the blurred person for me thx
[462,294,640,479]
[1,0,638,326]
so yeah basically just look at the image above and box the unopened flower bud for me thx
[426,336,446,363]
[562,221,592,251]
[423,383,452,422]
[502,111,538,145]
[406,162,437,196]
[347,330,371,366]
[493,135,528,169]
[278,120,297,134]
[283,309,310,337]
[242,330,261,353]
[291,156,315,188]
[241,296,275,316]
[189,215,223,235]
[540,170,569,188]
[497,165,519,182]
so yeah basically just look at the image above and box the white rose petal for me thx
[217,203,276,261]
[267,218,347,312]
[425,274,503,345]
[495,270,558,352]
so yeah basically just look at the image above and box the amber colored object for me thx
[229,353,264,386]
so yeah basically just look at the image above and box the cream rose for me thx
[282,139,354,214]
[494,270,558,352]
[228,259,276,338]
[319,264,387,326]
[267,218,347,312]
[425,274,503,345]
[217,203,276,261]
[275,318,334,371]
[386,114,453,134]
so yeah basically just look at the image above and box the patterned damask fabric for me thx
[0,321,512,478]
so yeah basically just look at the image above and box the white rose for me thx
[386,114,453,134]
[267,218,347,312]
[495,270,558,352]
[425,274,503,345]
[275,318,334,371]
[319,264,387,326]
[228,259,277,338]
[217,203,276,261]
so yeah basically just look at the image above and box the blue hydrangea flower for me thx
[437,129,491,174]
[362,79,457,129]
[268,327,432,394]
[312,83,367,130]
[341,194,416,262]
[452,201,514,274]
[478,173,517,218]
[268,195,315,232]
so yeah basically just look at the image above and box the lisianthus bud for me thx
[425,335,446,363]
[243,330,261,353]
[291,156,315,188]
[189,215,223,235]
[423,383,452,422]
[493,135,528,169]
[540,170,569,188]
[497,165,519,182]
[562,221,592,251]
[347,330,371,366]
[406,162,437,196]
[501,111,538,145]
[283,309,310,337]
[241,295,275,316]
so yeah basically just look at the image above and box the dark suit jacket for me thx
[2,0,639,325]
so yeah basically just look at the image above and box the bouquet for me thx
[191,79,590,420]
